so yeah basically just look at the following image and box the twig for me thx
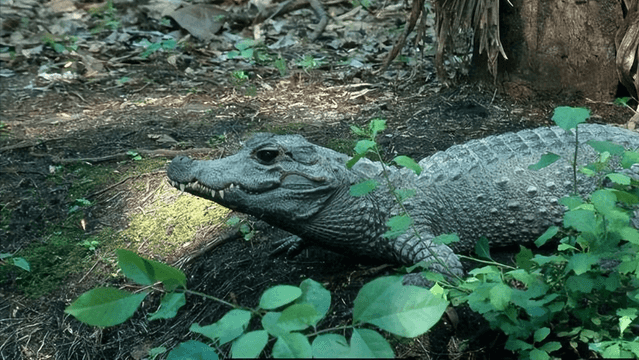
[377,0,425,73]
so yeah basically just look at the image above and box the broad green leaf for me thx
[259,285,302,310]
[591,189,617,214]
[273,332,312,358]
[353,276,448,337]
[368,118,386,137]
[534,327,551,342]
[349,328,394,358]
[528,153,560,171]
[350,125,367,136]
[277,304,318,331]
[231,330,268,358]
[539,341,562,353]
[560,196,584,210]
[474,237,491,260]
[563,209,596,233]
[529,348,550,360]
[261,311,287,337]
[587,140,625,155]
[148,292,186,320]
[565,274,594,293]
[312,334,350,358]
[235,39,254,50]
[64,287,147,326]
[531,255,567,266]
[552,106,589,130]
[383,215,412,239]
[622,150,639,169]
[166,340,218,360]
[117,249,186,291]
[489,283,512,311]
[606,173,631,185]
[615,97,631,106]
[12,257,30,271]
[189,309,251,345]
[346,154,363,169]
[297,279,331,326]
[354,140,376,155]
[565,253,599,275]
[432,233,459,245]
[515,246,534,271]
[393,156,422,175]
[349,179,378,197]
[394,188,416,203]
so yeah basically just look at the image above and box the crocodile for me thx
[166,124,639,277]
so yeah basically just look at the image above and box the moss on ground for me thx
[117,185,230,256]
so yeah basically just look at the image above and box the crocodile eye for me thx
[255,148,280,164]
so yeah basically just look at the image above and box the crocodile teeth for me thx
[211,190,216,198]
[229,184,235,190]
[180,183,185,191]
[219,190,224,199]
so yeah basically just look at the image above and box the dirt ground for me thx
[1,1,637,359]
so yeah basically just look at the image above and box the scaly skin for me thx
[167,124,639,277]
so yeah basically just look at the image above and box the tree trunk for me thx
[473,0,623,101]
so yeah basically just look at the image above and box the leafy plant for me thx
[0,253,31,272]
[138,38,177,59]
[127,150,142,161]
[65,249,448,358]
[207,134,227,147]
[226,216,255,241]
[296,54,322,70]
[274,57,287,76]
[42,34,78,53]
[89,1,121,33]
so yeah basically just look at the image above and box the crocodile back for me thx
[400,124,639,251]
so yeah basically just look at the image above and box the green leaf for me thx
[350,125,367,136]
[489,283,512,311]
[622,150,639,169]
[349,328,394,358]
[354,140,376,155]
[552,106,590,130]
[432,233,459,245]
[148,292,186,320]
[346,153,363,169]
[539,341,562,353]
[64,287,147,326]
[534,327,551,342]
[273,332,312,358]
[117,249,186,291]
[277,303,318,331]
[587,140,625,155]
[353,276,448,337]
[563,209,596,233]
[565,253,599,275]
[515,246,534,271]
[11,257,30,271]
[560,196,584,210]
[259,285,302,310]
[189,309,251,345]
[235,39,255,51]
[615,97,631,106]
[393,156,422,175]
[566,274,594,293]
[166,340,218,360]
[529,348,550,360]
[528,153,560,171]
[474,237,492,260]
[261,312,287,337]
[606,173,631,185]
[591,189,617,213]
[368,119,386,137]
[227,50,240,59]
[297,279,331,326]
[349,179,379,197]
[620,227,639,245]
[383,215,412,239]
[394,188,417,202]
[312,334,350,358]
[231,330,268,358]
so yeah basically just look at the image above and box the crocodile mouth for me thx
[170,179,275,200]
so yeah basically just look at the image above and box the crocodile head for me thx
[166,133,356,229]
